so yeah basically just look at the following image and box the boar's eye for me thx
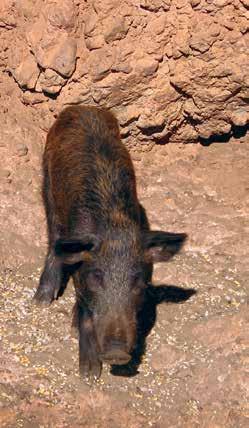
[93,270,104,281]
[131,270,144,282]
[87,270,104,290]
[131,272,146,295]
[133,272,142,281]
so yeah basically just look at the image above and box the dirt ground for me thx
[1,137,249,427]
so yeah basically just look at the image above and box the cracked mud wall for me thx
[1,0,249,150]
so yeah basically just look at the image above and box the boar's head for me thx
[55,229,187,372]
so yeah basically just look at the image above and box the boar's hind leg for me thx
[75,303,102,380]
[34,168,69,305]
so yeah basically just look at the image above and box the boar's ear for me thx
[55,234,101,265]
[143,231,187,263]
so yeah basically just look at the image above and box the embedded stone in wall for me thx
[36,69,67,95]
[88,47,114,82]
[13,55,40,90]
[34,36,77,78]
[85,35,105,51]
[103,16,129,43]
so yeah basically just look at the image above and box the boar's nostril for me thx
[100,339,131,364]
[107,339,126,350]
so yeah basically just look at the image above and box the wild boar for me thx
[34,105,187,379]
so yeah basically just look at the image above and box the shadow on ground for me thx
[111,284,197,377]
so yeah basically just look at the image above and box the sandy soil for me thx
[1,138,249,427]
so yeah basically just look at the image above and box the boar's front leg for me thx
[75,303,102,380]
[34,252,69,305]
[34,167,70,305]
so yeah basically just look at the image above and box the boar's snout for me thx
[95,310,136,366]
[100,339,131,365]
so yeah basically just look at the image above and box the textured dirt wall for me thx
[1,0,249,149]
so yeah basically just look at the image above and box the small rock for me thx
[84,12,98,36]
[36,69,67,95]
[240,0,249,7]
[21,93,46,105]
[47,0,77,32]
[135,57,159,77]
[0,169,11,181]
[15,144,28,157]
[229,110,249,127]
[117,105,140,126]
[190,0,201,6]
[88,48,114,82]
[214,0,234,6]
[137,112,165,130]
[112,61,132,74]
[175,0,190,9]
[35,37,77,78]
[146,15,166,35]
[13,55,40,90]
[209,24,221,38]
[103,16,129,43]
[51,37,77,78]
[190,34,211,53]
[85,35,105,51]
[225,295,232,304]
[140,0,171,11]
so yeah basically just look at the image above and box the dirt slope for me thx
[1,138,249,427]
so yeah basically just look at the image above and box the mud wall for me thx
[1,0,249,149]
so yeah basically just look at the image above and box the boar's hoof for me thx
[79,356,102,381]
[33,285,56,306]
